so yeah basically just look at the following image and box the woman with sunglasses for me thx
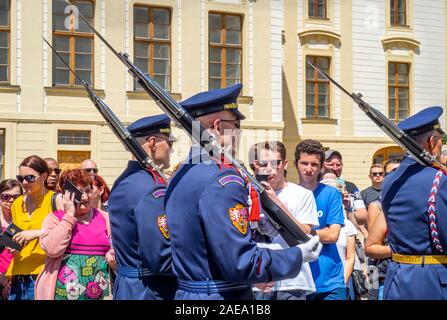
[35,169,115,300]
[6,155,63,300]
[0,179,23,299]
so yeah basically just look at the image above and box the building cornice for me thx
[298,28,341,46]
[381,35,420,52]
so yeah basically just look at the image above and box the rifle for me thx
[67,0,309,246]
[306,59,447,173]
[43,37,168,182]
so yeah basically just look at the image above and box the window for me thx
[209,12,242,90]
[52,0,94,86]
[308,0,327,19]
[388,62,410,121]
[134,5,171,91]
[306,56,330,118]
[373,146,405,165]
[58,130,91,145]
[390,0,406,26]
[0,0,10,82]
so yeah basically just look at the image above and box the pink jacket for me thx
[34,209,112,300]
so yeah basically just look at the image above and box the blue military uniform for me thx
[382,106,447,300]
[108,114,176,300]
[165,84,304,300]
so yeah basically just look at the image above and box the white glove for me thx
[297,235,323,264]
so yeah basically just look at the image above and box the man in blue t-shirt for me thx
[294,140,346,300]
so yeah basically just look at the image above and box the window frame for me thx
[208,11,243,90]
[0,0,11,83]
[390,0,407,27]
[52,0,95,87]
[58,129,91,145]
[305,55,331,119]
[308,0,327,20]
[388,61,410,122]
[133,4,172,92]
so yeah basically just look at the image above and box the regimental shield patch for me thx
[157,214,170,239]
[228,204,249,235]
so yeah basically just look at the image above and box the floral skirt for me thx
[55,254,110,300]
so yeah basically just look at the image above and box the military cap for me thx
[398,106,444,136]
[325,150,342,161]
[180,84,246,120]
[128,114,172,137]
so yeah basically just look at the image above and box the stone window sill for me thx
[0,84,21,93]
[127,90,182,101]
[45,86,105,99]
[301,117,338,125]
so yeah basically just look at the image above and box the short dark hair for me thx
[248,141,287,170]
[20,155,50,176]
[369,163,384,173]
[0,179,23,195]
[294,139,325,166]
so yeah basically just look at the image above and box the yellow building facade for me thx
[0,0,446,189]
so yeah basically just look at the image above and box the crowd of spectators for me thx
[0,156,113,300]
[0,145,400,300]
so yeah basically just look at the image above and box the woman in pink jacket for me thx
[35,169,116,300]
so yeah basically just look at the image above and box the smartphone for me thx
[0,223,23,251]
[256,174,270,183]
[336,178,346,194]
[63,179,83,205]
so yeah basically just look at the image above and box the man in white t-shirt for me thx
[250,141,319,300]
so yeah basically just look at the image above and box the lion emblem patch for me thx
[157,214,169,239]
[228,204,249,235]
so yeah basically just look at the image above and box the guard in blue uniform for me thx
[381,106,447,300]
[165,84,322,300]
[108,114,177,300]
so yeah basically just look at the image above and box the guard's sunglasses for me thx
[219,119,241,129]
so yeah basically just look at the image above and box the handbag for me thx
[351,269,368,297]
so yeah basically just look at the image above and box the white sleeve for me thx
[344,219,358,237]
[293,188,319,227]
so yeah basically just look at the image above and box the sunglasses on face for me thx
[16,175,38,183]
[50,168,62,175]
[0,193,20,201]
[153,135,175,147]
[257,159,283,169]
[84,168,98,174]
[219,119,241,129]
[371,172,384,177]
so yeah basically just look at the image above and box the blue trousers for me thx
[9,275,36,300]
